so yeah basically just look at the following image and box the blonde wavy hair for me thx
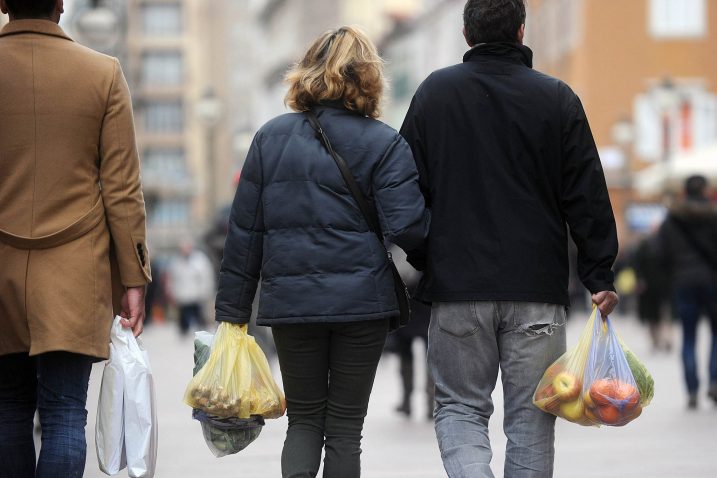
[285,26,385,119]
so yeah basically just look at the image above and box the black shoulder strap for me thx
[306,109,411,330]
[670,215,717,270]
[305,110,383,242]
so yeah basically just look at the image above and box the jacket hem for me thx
[27,343,107,362]
[256,309,398,326]
[417,290,570,307]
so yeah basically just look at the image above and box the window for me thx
[148,199,191,227]
[141,51,183,87]
[625,203,667,233]
[634,85,717,161]
[525,0,584,64]
[141,3,182,36]
[649,0,706,39]
[143,100,183,133]
[142,148,189,182]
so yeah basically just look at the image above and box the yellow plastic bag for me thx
[184,323,286,419]
[533,307,654,427]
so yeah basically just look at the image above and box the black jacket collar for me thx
[463,42,533,68]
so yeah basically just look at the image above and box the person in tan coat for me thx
[0,1,151,475]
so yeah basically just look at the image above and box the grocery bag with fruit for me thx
[184,322,286,420]
[533,306,654,426]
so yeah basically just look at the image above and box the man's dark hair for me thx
[463,0,526,45]
[5,0,57,19]
[684,175,708,200]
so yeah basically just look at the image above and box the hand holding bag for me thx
[184,322,286,420]
[190,331,265,457]
[96,316,158,477]
[305,109,411,331]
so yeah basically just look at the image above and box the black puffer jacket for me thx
[658,199,717,288]
[215,105,430,325]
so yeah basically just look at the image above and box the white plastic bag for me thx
[96,316,158,477]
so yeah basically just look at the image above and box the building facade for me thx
[384,0,717,243]
[240,0,424,131]
[65,0,238,253]
[124,0,245,252]
[527,0,717,241]
[381,0,466,128]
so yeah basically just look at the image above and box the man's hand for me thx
[591,291,619,318]
[120,286,147,337]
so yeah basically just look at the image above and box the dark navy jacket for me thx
[215,105,430,325]
[400,43,618,306]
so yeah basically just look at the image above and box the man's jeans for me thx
[0,352,94,478]
[428,301,566,478]
[674,284,717,395]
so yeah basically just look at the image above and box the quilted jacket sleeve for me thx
[372,134,430,255]
[214,134,264,323]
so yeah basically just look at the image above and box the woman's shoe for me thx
[395,399,411,417]
[708,385,717,404]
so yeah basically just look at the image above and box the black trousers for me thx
[271,319,389,478]
[178,303,202,334]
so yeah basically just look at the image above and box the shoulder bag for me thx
[305,109,410,331]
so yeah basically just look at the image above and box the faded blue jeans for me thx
[674,284,717,395]
[0,352,94,478]
[428,301,566,478]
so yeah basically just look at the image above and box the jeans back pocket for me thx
[434,301,485,338]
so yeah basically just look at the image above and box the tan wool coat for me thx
[0,20,151,360]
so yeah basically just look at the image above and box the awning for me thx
[634,144,717,196]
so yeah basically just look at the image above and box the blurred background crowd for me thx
[3,0,716,409]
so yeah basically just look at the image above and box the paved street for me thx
[80,312,717,477]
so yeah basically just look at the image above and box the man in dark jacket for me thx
[400,1,619,476]
[658,175,717,409]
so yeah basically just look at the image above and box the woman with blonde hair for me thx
[214,26,429,477]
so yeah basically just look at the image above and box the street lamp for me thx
[196,88,223,223]
[70,0,126,60]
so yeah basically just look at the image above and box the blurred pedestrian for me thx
[386,248,434,420]
[657,175,717,409]
[400,1,619,476]
[143,261,160,326]
[168,241,215,336]
[632,231,673,352]
[203,204,232,274]
[390,294,434,420]
[0,1,151,476]
[214,26,429,478]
